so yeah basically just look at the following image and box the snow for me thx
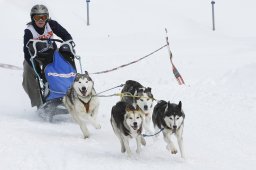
[0,0,256,169]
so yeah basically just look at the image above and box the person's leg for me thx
[22,60,43,108]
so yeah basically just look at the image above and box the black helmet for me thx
[30,4,49,18]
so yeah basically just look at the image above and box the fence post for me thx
[86,0,90,26]
[211,1,215,31]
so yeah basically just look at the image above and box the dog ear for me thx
[135,105,140,111]
[75,73,80,81]
[145,87,151,92]
[137,89,144,93]
[125,106,130,112]
[146,88,154,99]
[134,90,137,96]
[164,102,169,113]
[126,104,135,112]
[178,101,182,110]
[84,71,93,81]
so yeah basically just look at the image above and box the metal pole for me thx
[211,1,215,31]
[86,0,90,26]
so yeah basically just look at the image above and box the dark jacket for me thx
[23,19,72,66]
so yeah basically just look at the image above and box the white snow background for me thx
[0,0,256,170]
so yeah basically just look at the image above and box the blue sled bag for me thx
[44,51,76,100]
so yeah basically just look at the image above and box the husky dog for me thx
[63,72,100,139]
[152,100,185,158]
[121,80,154,134]
[111,101,145,156]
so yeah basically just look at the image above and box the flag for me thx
[172,64,185,85]
[165,28,185,85]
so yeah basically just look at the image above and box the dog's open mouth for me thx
[79,89,87,96]
[131,125,138,130]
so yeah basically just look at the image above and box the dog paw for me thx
[126,151,132,157]
[121,147,126,153]
[181,154,186,159]
[95,124,101,129]
[141,137,146,146]
[166,145,178,154]
[136,148,142,154]
[83,135,90,139]
[171,149,178,154]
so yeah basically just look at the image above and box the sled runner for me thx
[26,39,80,121]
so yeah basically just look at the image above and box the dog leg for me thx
[163,131,177,154]
[77,117,90,139]
[122,136,132,157]
[120,139,126,153]
[72,112,90,138]
[136,135,142,154]
[141,136,146,146]
[143,116,153,134]
[176,126,185,158]
[80,123,90,139]
[87,105,101,129]
[111,119,126,153]
[114,130,126,153]
[87,114,101,129]
[91,105,99,121]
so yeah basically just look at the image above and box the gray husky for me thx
[63,72,100,139]
[121,80,154,134]
[111,101,145,156]
[152,100,185,158]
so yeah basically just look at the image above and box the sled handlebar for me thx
[39,39,76,48]
[40,38,64,43]
[26,38,82,73]
[39,38,76,49]
[26,38,76,47]
[26,39,76,53]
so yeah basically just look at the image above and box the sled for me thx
[26,39,81,122]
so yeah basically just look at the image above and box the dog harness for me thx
[78,96,92,113]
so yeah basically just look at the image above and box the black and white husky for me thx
[121,80,154,134]
[110,101,145,156]
[63,72,101,139]
[152,100,185,158]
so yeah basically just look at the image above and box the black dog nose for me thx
[144,105,148,110]
[173,125,177,129]
[133,122,137,126]
[82,87,86,91]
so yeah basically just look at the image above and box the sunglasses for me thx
[33,15,48,22]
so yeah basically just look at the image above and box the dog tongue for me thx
[82,91,87,96]
[132,126,137,130]
[79,89,87,96]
